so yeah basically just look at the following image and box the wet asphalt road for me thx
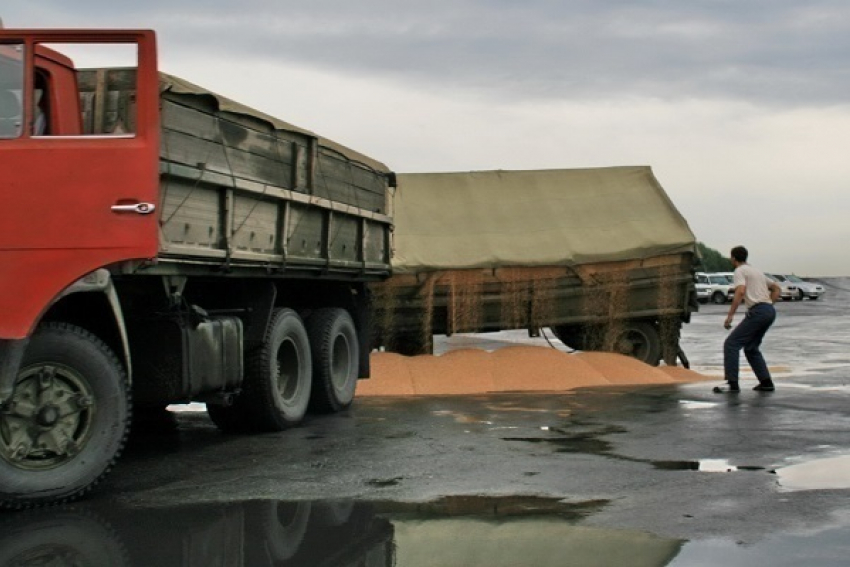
[3,279,850,566]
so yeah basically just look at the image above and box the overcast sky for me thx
[5,1,849,275]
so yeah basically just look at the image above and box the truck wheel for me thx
[392,333,431,356]
[238,308,312,431]
[551,325,587,350]
[206,401,251,434]
[614,322,662,366]
[712,291,727,304]
[306,308,359,413]
[0,323,130,509]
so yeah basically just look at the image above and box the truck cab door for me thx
[0,30,160,338]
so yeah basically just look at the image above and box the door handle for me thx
[111,202,156,215]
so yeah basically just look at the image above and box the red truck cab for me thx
[0,30,160,341]
[1,31,161,507]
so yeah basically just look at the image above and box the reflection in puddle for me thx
[776,454,850,490]
[3,494,850,566]
[392,518,682,567]
[0,500,394,567]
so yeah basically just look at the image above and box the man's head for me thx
[730,245,748,266]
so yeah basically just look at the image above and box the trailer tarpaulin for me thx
[391,167,697,274]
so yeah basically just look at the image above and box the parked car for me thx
[712,272,736,301]
[783,274,825,300]
[765,273,799,301]
[695,272,732,304]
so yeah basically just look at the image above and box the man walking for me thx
[714,245,781,393]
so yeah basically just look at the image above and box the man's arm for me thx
[724,286,745,329]
[768,282,781,303]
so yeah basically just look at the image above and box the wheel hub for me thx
[0,364,94,469]
[36,405,60,427]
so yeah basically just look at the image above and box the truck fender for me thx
[0,269,132,404]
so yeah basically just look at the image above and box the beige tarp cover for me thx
[391,167,697,274]
[159,73,391,174]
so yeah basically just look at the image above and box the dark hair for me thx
[730,246,748,263]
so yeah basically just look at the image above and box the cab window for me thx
[0,42,24,138]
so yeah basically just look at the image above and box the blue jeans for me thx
[723,303,776,382]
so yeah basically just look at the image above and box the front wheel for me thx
[712,291,727,304]
[0,323,130,509]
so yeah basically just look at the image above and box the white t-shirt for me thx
[733,264,772,308]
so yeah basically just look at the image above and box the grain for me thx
[358,346,712,397]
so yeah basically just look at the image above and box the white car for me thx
[765,273,799,301]
[695,272,733,304]
[783,274,825,300]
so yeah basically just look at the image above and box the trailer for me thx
[372,167,699,365]
[0,29,393,507]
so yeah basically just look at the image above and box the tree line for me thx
[697,242,734,272]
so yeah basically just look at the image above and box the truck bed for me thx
[77,69,393,281]
[371,167,699,360]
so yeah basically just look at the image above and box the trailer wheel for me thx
[0,323,130,509]
[238,308,312,432]
[306,309,359,413]
[206,401,251,434]
[392,333,431,356]
[551,325,587,350]
[614,322,662,366]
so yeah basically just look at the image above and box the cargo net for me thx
[371,259,687,362]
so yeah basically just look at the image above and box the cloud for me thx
[4,0,850,274]
[7,0,850,106]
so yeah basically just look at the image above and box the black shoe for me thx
[713,382,740,394]
[753,383,775,392]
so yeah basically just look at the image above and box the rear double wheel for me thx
[208,308,312,433]
[306,308,359,413]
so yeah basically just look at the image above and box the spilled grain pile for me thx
[357,346,711,397]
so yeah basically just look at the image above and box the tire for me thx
[551,325,587,350]
[206,401,251,434]
[306,309,359,413]
[711,291,727,304]
[0,323,130,509]
[797,289,804,301]
[613,322,662,366]
[392,333,430,356]
[234,308,312,432]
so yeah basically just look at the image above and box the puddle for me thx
[367,476,404,487]
[776,454,850,490]
[652,459,766,473]
[678,400,718,410]
[503,433,613,454]
[4,495,849,566]
[373,494,607,519]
